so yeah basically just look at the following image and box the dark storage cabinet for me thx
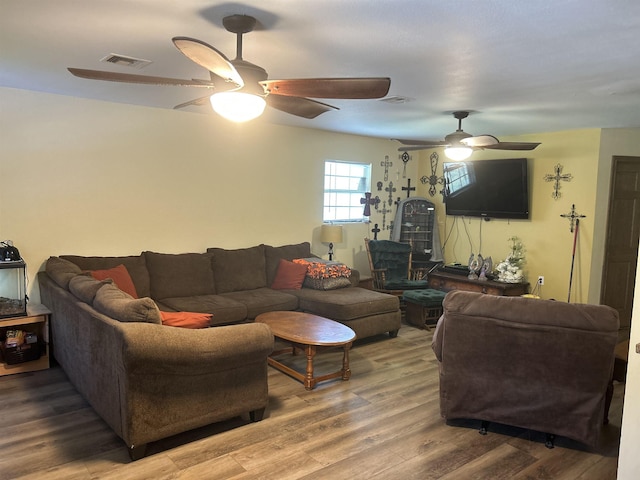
[392,197,444,266]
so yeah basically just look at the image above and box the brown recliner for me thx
[432,290,619,448]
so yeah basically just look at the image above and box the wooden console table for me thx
[428,270,529,296]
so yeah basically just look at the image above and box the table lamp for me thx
[320,224,343,261]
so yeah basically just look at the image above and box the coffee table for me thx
[256,311,356,390]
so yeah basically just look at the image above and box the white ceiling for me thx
[3,0,640,142]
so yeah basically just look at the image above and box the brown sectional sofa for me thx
[38,242,401,459]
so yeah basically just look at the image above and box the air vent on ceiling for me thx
[380,96,413,104]
[100,54,152,69]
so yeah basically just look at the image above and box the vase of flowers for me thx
[495,236,526,283]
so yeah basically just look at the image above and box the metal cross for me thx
[381,155,393,181]
[399,151,411,178]
[402,178,416,198]
[420,152,445,197]
[371,223,381,240]
[544,163,573,200]
[385,181,396,204]
[379,201,392,230]
[561,204,586,233]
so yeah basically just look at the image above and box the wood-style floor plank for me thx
[0,324,624,480]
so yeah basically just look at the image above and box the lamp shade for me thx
[320,224,344,244]
[210,92,267,122]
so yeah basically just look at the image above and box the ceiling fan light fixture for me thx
[210,91,266,122]
[444,146,473,161]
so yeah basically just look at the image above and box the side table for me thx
[0,303,51,376]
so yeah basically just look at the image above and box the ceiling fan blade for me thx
[261,78,390,99]
[398,145,446,152]
[481,141,541,151]
[266,94,338,119]
[172,37,244,88]
[68,68,216,87]
[395,139,449,147]
[460,135,499,147]
[173,95,211,110]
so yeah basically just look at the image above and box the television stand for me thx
[428,270,528,296]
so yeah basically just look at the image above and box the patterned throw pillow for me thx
[292,258,352,290]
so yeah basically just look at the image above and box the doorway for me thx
[601,156,640,340]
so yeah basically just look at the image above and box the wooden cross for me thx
[402,178,416,198]
[385,181,396,204]
[561,204,586,233]
[544,164,573,200]
[381,155,393,181]
[371,223,381,240]
[360,192,377,216]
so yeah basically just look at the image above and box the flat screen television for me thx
[442,158,529,219]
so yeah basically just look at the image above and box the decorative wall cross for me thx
[360,192,378,216]
[420,152,445,197]
[385,181,396,204]
[379,201,392,230]
[561,204,586,232]
[399,151,411,178]
[371,223,381,240]
[381,155,393,181]
[402,178,416,198]
[544,164,573,200]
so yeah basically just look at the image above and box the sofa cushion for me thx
[159,311,212,329]
[157,294,247,326]
[144,251,216,299]
[208,245,267,294]
[61,254,151,298]
[264,242,312,286]
[46,256,82,290]
[90,264,139,298]
[93,283,162,324]
[291,287,399,321]
[69,274,113,304]
[271,259,308,290]
[220,288,299,319]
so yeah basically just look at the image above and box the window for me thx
[443,162,476,197]
[323,160,371,222]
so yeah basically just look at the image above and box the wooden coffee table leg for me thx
[304,344,317,390]
[342,342,352,381]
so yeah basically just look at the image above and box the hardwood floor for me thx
[0,324,624,479]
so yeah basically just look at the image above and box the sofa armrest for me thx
[119,323,274,376]
[349,268,361,287]
[431,315,444,361]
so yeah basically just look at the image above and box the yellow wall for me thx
[403,129,603,303]
[0,87,418,301]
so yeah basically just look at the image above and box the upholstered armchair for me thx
[432,291,619,448]
[364,238,430,294]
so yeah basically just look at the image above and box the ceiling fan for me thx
[67,14,391,122]
[396,111,541,160]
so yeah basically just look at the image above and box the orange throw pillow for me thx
[271,258,308,290]
[90,264,139,298]
[160,311,212,329]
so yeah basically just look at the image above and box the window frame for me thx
[323,160,371,223]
